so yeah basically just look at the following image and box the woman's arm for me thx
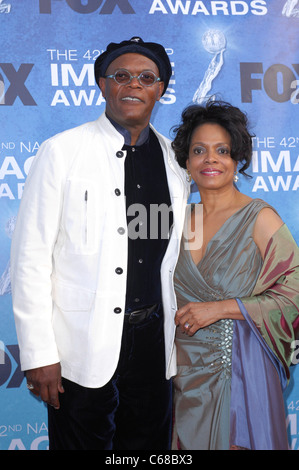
[253,207,284,259]
[175,298,244,336]
[175,207,285,337]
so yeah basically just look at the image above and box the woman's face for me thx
[186,122,237,191]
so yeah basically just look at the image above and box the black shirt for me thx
[124,129,173,311]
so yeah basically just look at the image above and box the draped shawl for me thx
[230,224,299,449]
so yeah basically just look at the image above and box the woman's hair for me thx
[171,100,254,177]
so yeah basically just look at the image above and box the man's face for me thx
[99,53,164,131]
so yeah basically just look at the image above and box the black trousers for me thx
[47,306,172,450]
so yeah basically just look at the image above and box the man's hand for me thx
[26,363,64,409]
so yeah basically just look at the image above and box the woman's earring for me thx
[186,170,192,183]
[233,171,239,182]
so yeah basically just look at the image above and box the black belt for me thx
[124,304,159,324]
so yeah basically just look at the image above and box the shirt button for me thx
[138,259,143,264]
[117,227,125,234]
[115,267,123,274]
[114,307,122,314]
[116,151,124,158]
[134,298,140,303]
[137,184,141,189]
[115,188,121,196]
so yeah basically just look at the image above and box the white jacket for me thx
[11,113,189,388]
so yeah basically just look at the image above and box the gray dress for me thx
[173,199,271,450]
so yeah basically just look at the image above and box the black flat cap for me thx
[94,37,172,95]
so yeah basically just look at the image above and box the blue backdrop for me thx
[1,0,299,450]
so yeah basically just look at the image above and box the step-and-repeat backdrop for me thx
[1,0,299,450]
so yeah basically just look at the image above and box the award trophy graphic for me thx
[193,29,226,104]
[0,0,11,13]
[282,0,299,17]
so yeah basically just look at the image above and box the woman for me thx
[171,100,299,450]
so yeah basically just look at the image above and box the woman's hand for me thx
[175,299,243,336]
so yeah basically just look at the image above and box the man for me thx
[11,37,189,450]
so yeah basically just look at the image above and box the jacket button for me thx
[114,307,122,314]
[115,188,121,196]
[115,267,123,274]
[116,151,124,158]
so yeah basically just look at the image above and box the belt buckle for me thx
[127,304,157,324]
[128,309,147,324]
[130,308,144,316]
